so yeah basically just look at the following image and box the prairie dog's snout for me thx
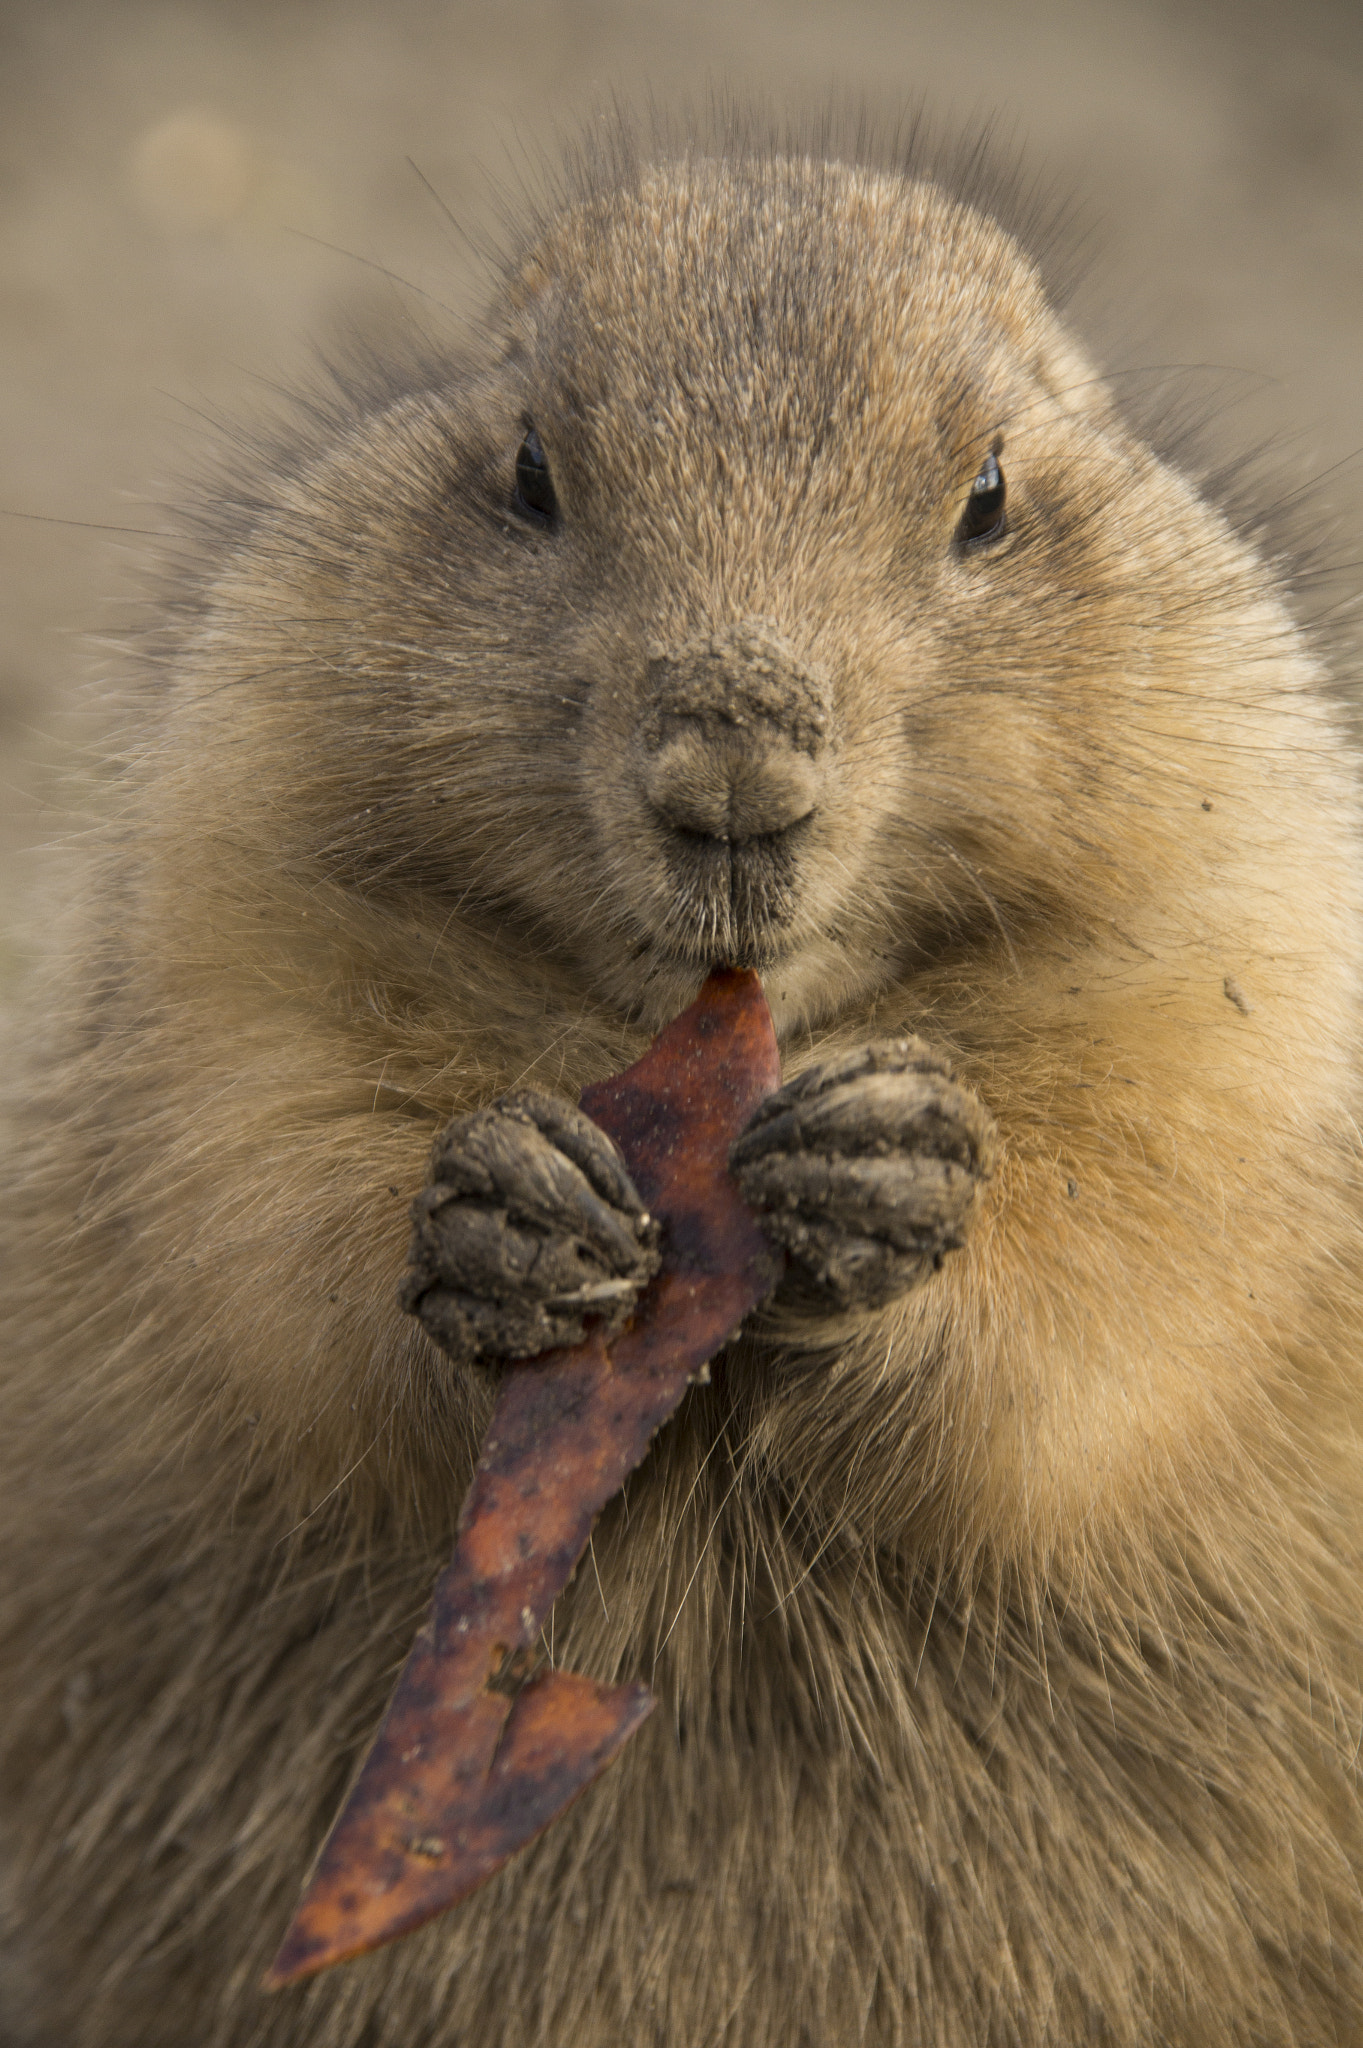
[629,622,836,966]
[641,624,830,846]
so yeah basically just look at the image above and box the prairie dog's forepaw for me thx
[729,1039,996,1311]
[399,1090,662,1368]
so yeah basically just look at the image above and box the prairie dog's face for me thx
[254,157,1232,1037]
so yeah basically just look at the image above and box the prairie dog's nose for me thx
[644,733,818,841]
[642,624,829,843]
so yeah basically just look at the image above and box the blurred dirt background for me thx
[2,0,1362,980]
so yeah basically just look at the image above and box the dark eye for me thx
[956,450,1007,547]
[513,426,559,526]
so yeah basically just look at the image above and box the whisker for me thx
[898,820,1022,974]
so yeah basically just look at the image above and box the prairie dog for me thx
[4,124,1363,2047]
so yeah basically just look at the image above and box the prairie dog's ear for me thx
[503,250,552,313]
[1037,328,1116,429]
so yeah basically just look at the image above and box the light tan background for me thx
[3,0,1361,975]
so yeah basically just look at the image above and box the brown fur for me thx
[4,115,1363,2046]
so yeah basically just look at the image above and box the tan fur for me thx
[4,121,1363,2046]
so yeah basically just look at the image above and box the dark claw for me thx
[729,1070,987,1172]
[401,1091,662,1368]
[733,1150,981,1248]
[730,1037,996,1312]
[491,1091,650,1216]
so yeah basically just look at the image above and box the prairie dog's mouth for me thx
[641,820,810,970]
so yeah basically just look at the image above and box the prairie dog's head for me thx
[180,144,1288,1041]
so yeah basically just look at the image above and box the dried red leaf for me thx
[265,967,783,1987]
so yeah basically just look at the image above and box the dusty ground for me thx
[2,0,1362,979]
